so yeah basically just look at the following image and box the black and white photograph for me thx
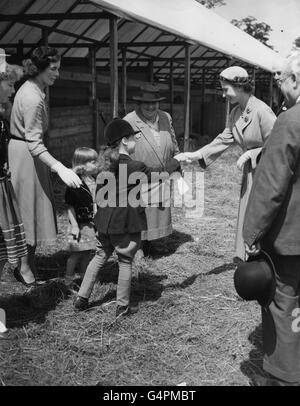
[1,0,300,389]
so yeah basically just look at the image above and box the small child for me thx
[74,118,181,318]
[64,147,99,290]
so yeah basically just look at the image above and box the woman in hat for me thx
[176,66,277,262]
[8,46,81,286]
[0,50,27,282]
[123,83,180,256]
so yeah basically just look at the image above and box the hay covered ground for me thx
[0,146,263,386]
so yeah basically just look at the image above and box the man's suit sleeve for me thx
[243,112,300,246]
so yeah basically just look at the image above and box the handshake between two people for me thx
[174,150,203,164]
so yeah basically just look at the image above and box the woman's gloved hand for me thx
[51,162,82,188]
[237,151,252,171]
[237,148,262,171]
[71,225,80,241]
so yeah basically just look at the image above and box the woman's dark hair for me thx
[238,81,253,93]
[97,143,121,175]
[23,46,61,78]
[220,77,254,94]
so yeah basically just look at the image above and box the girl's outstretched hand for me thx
[174,153,193,163]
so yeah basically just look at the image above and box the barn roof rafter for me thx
[0,0,283,86]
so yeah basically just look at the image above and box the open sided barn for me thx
[0,0,283,164]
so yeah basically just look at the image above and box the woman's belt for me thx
[10,135,30,142]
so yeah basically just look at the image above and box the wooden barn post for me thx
[17,39,24,61]
[183,44,191,152]
[200,67,205,135]
[269,72,274,107]
[169,60,174,118]
[121,47,127,116]
[42,28,50,147]
[89,46,99,150]
[253,67,256,96]
[110,16,119,118]
[148,60,154,83]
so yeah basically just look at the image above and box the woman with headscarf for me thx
[176,66,277,262]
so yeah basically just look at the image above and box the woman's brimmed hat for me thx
[234,250,276,308]
[132,83,166,102]
[219,66,249,84]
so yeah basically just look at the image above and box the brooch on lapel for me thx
[244,116,249,123]
[246,107,251,114]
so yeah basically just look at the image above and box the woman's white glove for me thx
[71,225,80,241]
[174,151,202,162]
[222,127,233,140]
[51,162,82,188]
[237,151,251,171]
[237,148,262,171]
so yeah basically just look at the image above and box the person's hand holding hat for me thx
[234,248,276,308]
[245,241,261,256]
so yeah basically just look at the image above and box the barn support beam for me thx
[121,48,127,116]
[200,68,206,135]
[89,46,100,150]
[110,16,119,118]
[269,72,274,108]
[42,28,50,147]
[253,67,257,95]
[170,60,174,118]
[16,39,24,61]
[184,44,191,152]
[148,60,154,82]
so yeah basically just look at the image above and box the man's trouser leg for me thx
[262,254,300,383]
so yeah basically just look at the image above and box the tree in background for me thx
[231,16,273,49]
[195,0,226,9]
[294,37,300,48]
[290,37,300,55]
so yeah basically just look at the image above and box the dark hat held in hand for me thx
[234,250,276,308]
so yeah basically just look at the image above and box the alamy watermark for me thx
[96,165,205,219]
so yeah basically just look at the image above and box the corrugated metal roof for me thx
[0,0,280,84]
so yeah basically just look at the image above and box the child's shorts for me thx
[96,232,141,259]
